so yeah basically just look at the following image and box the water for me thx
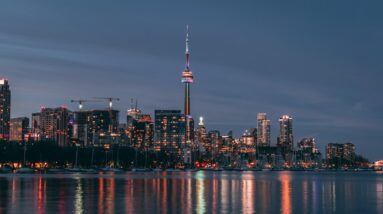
[0,171,382,214]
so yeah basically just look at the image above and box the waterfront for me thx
[0,171,382,213]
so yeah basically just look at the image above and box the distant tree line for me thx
[0,141,179,169]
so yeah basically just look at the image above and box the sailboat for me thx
[66,145,84,173]
[0,165,12,173]
[15,143,34,174]
[131,146,151,172]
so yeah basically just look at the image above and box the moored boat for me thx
[15,167,35,174]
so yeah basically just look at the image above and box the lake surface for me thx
[0,171,382,214]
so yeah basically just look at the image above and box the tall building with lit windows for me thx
[10,117,29,142]
[73,109,119,145]
[154,110,186,151]
[326,142,355,162]
[0,78,11,140]
[31,112,42,140]
[40,107,71,146]
[256,113,270,147]
[277,115,294,151]
[196,117,207,143]
[130,114,154,149]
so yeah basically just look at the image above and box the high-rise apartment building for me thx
[297,138,321,166]
[40,107,71,146]
[9,117,29,141]
[72,111,90,146]
[73,109,119,146]
[127,103,141,126]
[326,142,355,162]
[277,115,293,151]
[88,110,119,134]
[242,130,255,147]
[31,112,41,140]
[0,79,11,140]
[154,110,186,151]
[131,114,154,149]
[256,113,270,147]
[196,117,207,144]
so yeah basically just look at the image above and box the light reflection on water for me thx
[0,171,382,214]
[279,173,292,214]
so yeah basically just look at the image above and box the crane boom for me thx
[70,99,101,110]
[93,97,120,109]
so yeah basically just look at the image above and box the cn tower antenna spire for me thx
[185,25,190,71]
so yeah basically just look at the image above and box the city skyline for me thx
[0,76,373,163]
[0,1,382,160]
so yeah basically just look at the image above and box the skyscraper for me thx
[31,112,41,141]
[72,109,119,146]
[131,114,154,149]
[40,107,71,146]
[181,26,195,143]
[127,99,141,127]
[277,115,294,151]
[154,110,185,151]
[0,78,11,140]
[88,110,119,134]
[196,117,207,144]
[10,117,29,141]
[72,111,90,146]
[126,101,142,144]
[256,113,270,147]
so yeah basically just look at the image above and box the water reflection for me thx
[98,177,104,214]
[377,181,383,213]
[74,178,83,214]
[242,176,255,213]
[196,171,206,214]
[0,172,381,213]
[279,173,292,214]
[36,176,46,214]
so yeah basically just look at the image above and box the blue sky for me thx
[1,0,382,160]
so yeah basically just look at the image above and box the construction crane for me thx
[70,99,101,110]
[93,97,120,110]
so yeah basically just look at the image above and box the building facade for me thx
[73,109,119,146]
[154,110,186,151]
[297,138,321,167]
[130,114,154,149]
[9,117,29,141]
[256,113,270,147]
[31,112,41,141]
[40,107,71,146]
[0,79,11,140]
[242,130,255,147]
[277,115,294,151]
[326,142,355,163]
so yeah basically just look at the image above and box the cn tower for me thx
[181,25,193,116]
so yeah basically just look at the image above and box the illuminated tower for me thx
[181,25,194,143]
[182,25,193,115]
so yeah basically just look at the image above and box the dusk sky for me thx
[1,1,382,160]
